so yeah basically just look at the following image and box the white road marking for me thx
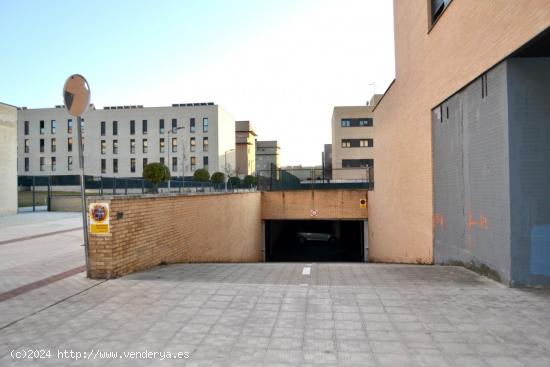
[302,266,311,275]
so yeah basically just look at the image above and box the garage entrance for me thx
[265,220,365,262]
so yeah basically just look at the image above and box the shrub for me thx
[243,175,257,187]
[143,162,170,193]
[211,172,225,185]
[193,169,210,182]
[228,176,241,188]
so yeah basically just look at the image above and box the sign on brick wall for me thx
[89,203,110,235]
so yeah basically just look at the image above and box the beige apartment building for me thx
[331,94,382,181]
[235,121,256,176]
[0,102,18,215]
[255,140,280,173]
[369,0,550,285]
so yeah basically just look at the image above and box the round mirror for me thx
[63,74,91,117]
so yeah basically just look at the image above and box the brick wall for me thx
[262,190,368,220]
[88,192,262,278]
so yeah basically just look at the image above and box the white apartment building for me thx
[16,103,236,178]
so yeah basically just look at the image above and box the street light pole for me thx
[167,126,185,192]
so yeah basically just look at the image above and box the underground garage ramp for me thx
[265,220,365,262]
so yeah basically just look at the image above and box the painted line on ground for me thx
[302,266,311,275]
[0,227,82,246]
[0,265,86,303]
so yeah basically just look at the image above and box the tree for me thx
[243,175,257,187]
[193,169,210,182]
[211,172,225,185]
[143,162,170,193]
[228,176,241,188]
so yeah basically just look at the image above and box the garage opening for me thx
[265,220,365,262]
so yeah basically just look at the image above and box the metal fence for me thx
[255,166,373,191]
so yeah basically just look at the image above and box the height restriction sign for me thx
[89,203,110,234]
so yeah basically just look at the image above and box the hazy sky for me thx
[0,0,395,166]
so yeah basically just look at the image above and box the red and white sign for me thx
[310,209,318,217]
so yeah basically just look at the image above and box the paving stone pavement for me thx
[1,263,550,366]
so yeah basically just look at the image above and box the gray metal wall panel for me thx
[508,58,550,286]
[433,62,512,284]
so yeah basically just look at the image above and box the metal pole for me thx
[32,176,35,212]
[76,116,90,276]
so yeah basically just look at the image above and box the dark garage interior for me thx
[265,220,365,262]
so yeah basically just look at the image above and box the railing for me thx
[255,166,373,191]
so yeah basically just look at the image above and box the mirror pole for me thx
[77,115,90,276]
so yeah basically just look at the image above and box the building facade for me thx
[369,0,550,285]
[235,121,256,176]
[322,144,332,180]
[16,103,236,178]
[331,94,381,180]
[255,140,280,173]
[0,102,18,215]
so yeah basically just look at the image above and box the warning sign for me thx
[359,199,367,209]
[89,203,110,234]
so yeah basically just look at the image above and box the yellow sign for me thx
[89,203,110,234]
[359,199,367,209]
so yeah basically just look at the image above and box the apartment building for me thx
[331,94,382,180]
[0,102,18,215]
[322,144,332,180]
[235,121,256,176]
[16,103,236,178]
[255,140,280,173]
[369,0,550,285]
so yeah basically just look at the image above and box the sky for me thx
[0,0,395,166]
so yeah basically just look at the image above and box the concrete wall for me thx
[262,190,368,220]
[0,103,18,215]
[369,1,550,264]
[88,192,262,278]
[433,62,512,283]
[508,58,550,286]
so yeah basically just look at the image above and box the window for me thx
[341,118,373,127]
[40,157,45,171]
[101,159,106,174]
[342,159,373,168]
[51,138,56,153]
[68,156,73,171]
[142,120,147,134]
[190,137,196,152]
[190,118,195,133]
[143,158,148,171]
[360,139,373,147]
[172,138,177,152]
[24,121,29,135]
[481,73,488,99]
[130,120,135,135]
[24,139,30,153]
[51,157,56,171]
[159,119,165,134]
[159,138,165,153]
[430,0,452,26]
[190,156,196,171]
[113,159,118,173]
[203,137,208,152]
[67,137,73,152]
[67,119,73,134]
[341,140,351,148]
[203,156,208,169]
[80,119,85,134]
[101,140,106,154]
[113,140,118,154]
[142,139,148,153]
[342,139,373,148]
[51,120,56,134]
[113,121,118,135]
[172,157,177,172]
[40,139,45,153]
[160,157,165,166]
[130,158,136,173]
[24,157,29,172]
[203,117,209,132]
[171,119,177,133]
[100,121,106,136]
[40,120,45,134]
[130,139,136,154]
